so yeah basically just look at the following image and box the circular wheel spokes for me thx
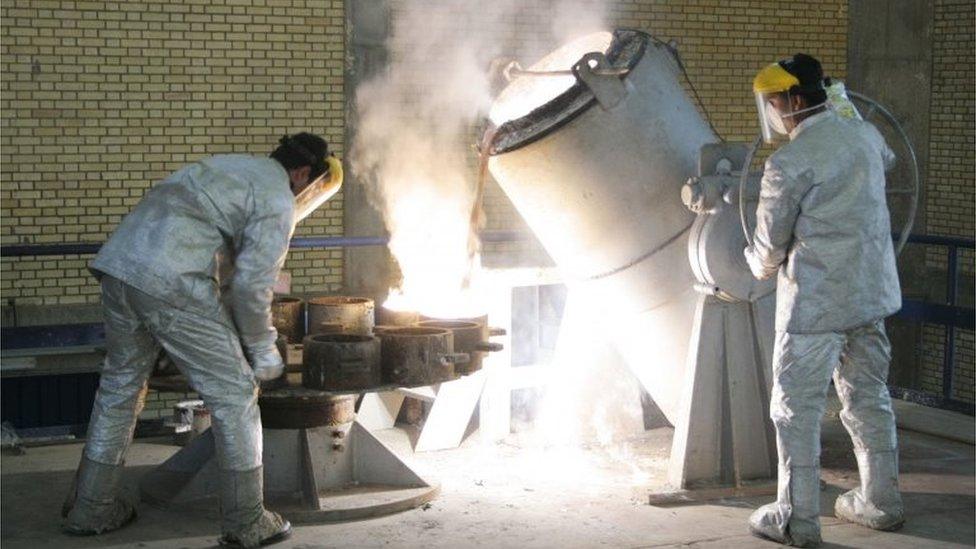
[848,91,919,256]
[739,135,763,249]
[738,92,919,257]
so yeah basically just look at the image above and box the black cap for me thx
[274,132,329,180]
[778,53,824,93]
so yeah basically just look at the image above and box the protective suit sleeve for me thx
[230,192,295,377]
[746,158,809,280]
[881,139,896,172]
[866,122,897,172]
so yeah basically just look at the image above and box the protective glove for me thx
[248,345,286,382]
[744,245,777,280]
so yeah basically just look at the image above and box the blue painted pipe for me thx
[892,233,975,248]
[5,231,967,258]
[0,231,532,257]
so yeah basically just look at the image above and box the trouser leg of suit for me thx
[83,277,159,465]
[749,330,845,547]
[82,275,261,471]
[64,276,155,534]
[121,284,263,472]
[833,320,903,530]
[119,280,292,545]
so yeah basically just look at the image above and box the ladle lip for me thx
[308,296,373,305]
[309,333,375,343]
[417,320,481,330]
[488,29,649,155]
[382,326,452,337]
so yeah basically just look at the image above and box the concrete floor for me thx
[2,411,973,548]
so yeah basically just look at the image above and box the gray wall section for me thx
[847,0,933,239]
[343,0,397,296]
[847,0,940,393]
[847,0,934,240]
[847,0,934,299]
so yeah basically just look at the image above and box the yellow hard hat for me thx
[753,62,800,94]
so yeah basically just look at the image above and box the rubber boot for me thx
[749,466,823,547]
[61,467,80,519]
[835,450,904,531]
[61,456,137,535]
[217,466,292,548]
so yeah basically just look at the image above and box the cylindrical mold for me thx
[487,30,716,423]
[416,319,488,375]
[314,322,346,335]
[302,333,382,391]
[259,390,357,430]
[271,296,305,343]
[378,327,463,387]
[377,307,420,327]
[419,313,487,325]
[307,296,375,336]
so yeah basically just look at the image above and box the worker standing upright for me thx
[61,133,343,548]
[744,54,904,547]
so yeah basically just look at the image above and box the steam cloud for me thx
[351,1,653,452]
[350,0,607,317]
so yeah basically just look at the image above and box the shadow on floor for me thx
[1,465,222,548]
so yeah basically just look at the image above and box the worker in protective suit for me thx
[744,54,904,547]
[61,133,343,548]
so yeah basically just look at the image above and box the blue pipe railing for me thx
[0,230,531,257]
[891,233,975,415]
[2,231,972,413]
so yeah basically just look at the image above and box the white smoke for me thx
[350,0,608,317]
[350,1,650,462]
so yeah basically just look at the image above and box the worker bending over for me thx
[61,133,342,548]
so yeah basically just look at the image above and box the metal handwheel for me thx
[739,91,920,257]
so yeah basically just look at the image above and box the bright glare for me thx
[512,286,654,487]
[380,178,487,320]
[376,29,658,489]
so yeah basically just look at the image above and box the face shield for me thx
[294,155,344,223]
[755,90,831,144]
[755,91,790,143]
[753,62,801,144]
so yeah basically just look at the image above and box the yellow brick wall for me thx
[927,0,975,242]
[2,0,848,302]
[917,0,974,403]
[0,0,346,305]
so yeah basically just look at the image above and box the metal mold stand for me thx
[139,376,439,524]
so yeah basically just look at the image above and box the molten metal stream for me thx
[463,124,498,289]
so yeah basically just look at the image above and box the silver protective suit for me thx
[91,155,295,381]
[87,154,295,468]
[744,111,904,545]
[62,455,137,534]
[73,155,295,536]
[745,110,900,333]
